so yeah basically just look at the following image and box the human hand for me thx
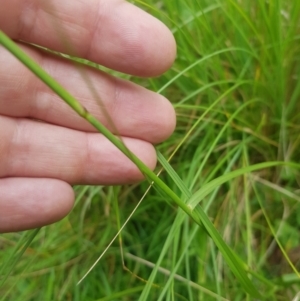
[0,0,176,232]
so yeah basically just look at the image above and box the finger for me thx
[0,44,176,144]
[0,178,74,233]
[0,116,157,184]
[0,0,176,76]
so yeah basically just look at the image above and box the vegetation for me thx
[1,0,300,300]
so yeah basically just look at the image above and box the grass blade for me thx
[193,205,261,298]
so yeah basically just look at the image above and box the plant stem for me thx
[0,30,197,224]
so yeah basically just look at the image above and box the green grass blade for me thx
[0,228,40,287]
[157,47,256,94]
[193,205,261,298]
[157,151,192,198]
[188,162,299,209]
[251,180,300,278]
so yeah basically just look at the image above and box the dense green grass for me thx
[1,0,300,300]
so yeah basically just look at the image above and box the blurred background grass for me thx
[1,0,300,300]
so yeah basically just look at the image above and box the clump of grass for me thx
[1,0,300,300]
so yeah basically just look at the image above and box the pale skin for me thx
[0,0,176,233]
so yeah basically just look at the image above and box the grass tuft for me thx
[1,0,300,300]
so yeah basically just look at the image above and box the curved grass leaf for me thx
[188,161,300,209]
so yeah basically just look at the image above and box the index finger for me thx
[0,0,176,76]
